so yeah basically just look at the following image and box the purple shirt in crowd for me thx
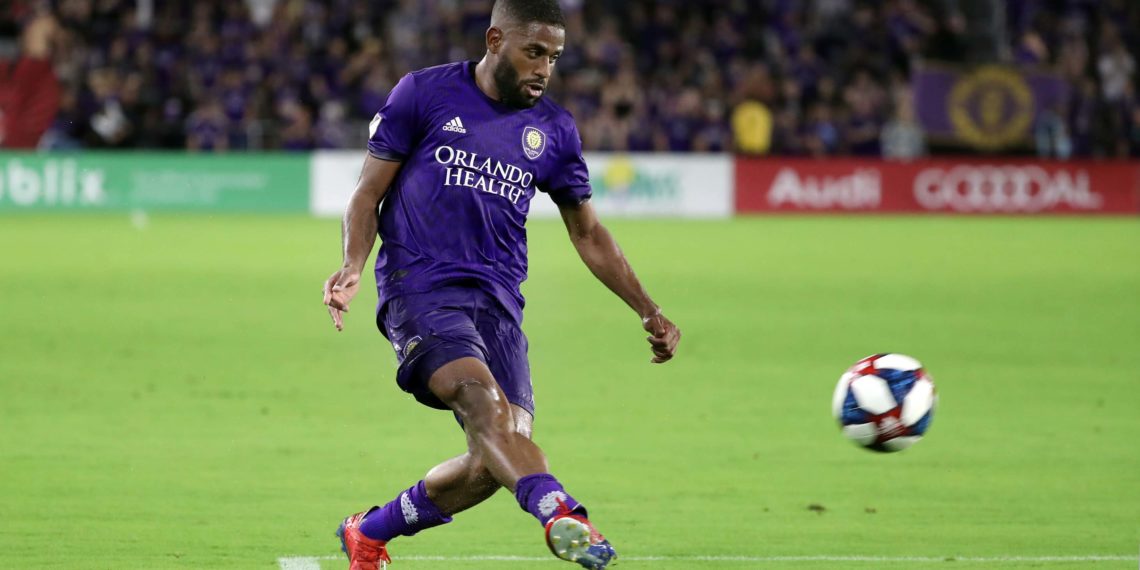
[367,61,592,323]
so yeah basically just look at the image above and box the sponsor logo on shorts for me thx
[402,336,422,359]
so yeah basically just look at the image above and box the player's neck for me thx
[473,57,503,103]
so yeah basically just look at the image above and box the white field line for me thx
[279,554,1137,569]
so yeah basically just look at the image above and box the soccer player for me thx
[321,1,680,568]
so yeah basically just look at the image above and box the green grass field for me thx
[1,214,1138,569]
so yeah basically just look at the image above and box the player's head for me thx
[485,0,566,109]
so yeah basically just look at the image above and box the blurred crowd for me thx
[1,0,1139,157]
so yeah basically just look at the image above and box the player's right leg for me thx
[421,402,535,515]
[426,357,616,569]
[427,357,546,484]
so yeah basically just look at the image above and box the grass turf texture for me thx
[1,214,1137,569]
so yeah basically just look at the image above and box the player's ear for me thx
[486,26,504,54]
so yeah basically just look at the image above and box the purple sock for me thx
[514,473,586,525]
[359,480,453,541]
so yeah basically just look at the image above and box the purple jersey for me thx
[367,62,591,323]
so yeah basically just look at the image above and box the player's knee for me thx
[452,377,511,434]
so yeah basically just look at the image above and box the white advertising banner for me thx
[528,153,731,218]
[310,151,732,219]
[310,151,369,217]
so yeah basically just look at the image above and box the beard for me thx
[492,57,541,109]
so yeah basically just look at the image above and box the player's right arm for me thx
[322,156,403,331]
[322,71,421,331]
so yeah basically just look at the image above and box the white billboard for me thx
[310,151,731,219]
[310,151,369,217]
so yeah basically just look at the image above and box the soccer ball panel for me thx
[901,377,935,426]
[831,371,857,419]
[881,435,921,451]
[874,353,922,371]
[850,375,897,414]
[839,390,870,425]
[842,423,878,446]
[909,409,934,436]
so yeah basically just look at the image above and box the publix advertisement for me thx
[0,153,309,212]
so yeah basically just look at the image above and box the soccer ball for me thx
[832,353,937,452]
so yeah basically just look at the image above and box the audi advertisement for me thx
[736,159,1140,215]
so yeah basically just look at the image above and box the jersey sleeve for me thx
[367,73,420,161]
[543,122,592,206]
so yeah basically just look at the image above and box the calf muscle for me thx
[423,404,537,515]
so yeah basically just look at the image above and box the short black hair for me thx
[491,0,566,29]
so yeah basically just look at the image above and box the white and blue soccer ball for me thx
[832,353,937,452]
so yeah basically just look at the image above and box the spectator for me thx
[803,102,840,157]
[694,99,730,152]
[582,107,630,152]
[770,107,804,155]
[314,100,354,149]
[842,69,887,155]
[1129,103,1140,157]
[0,13,61,149]
[83,67,135,147]
[1097,26,1135,104]
[1014,30,1049,66]
[40,89,85,150]
[277,98,314,151]
[185,99,228,152]
[731,100,773,155]
[1068,78,1099,157]
[881,88,926,160]
[1035,101,1073,160]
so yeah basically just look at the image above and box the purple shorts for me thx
[377,284,534,415]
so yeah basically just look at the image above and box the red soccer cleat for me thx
[336,510,392,570]
[543,501,617,569]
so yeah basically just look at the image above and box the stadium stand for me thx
[1,0,1138,156]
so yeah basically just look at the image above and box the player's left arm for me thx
[558,200,680,363]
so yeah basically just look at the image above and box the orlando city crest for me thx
[522,126,546,160]
[399,335,422,359]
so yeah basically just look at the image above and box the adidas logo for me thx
[442,116,467,133]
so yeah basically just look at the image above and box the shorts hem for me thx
[397,337,486,410]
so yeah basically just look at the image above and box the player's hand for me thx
[642,311,680,364]
[322,267,361,332]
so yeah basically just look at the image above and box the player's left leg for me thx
[337,403,531,570]
[428,297,616,569]
[423,406,616,570]
[426,357,616,569]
